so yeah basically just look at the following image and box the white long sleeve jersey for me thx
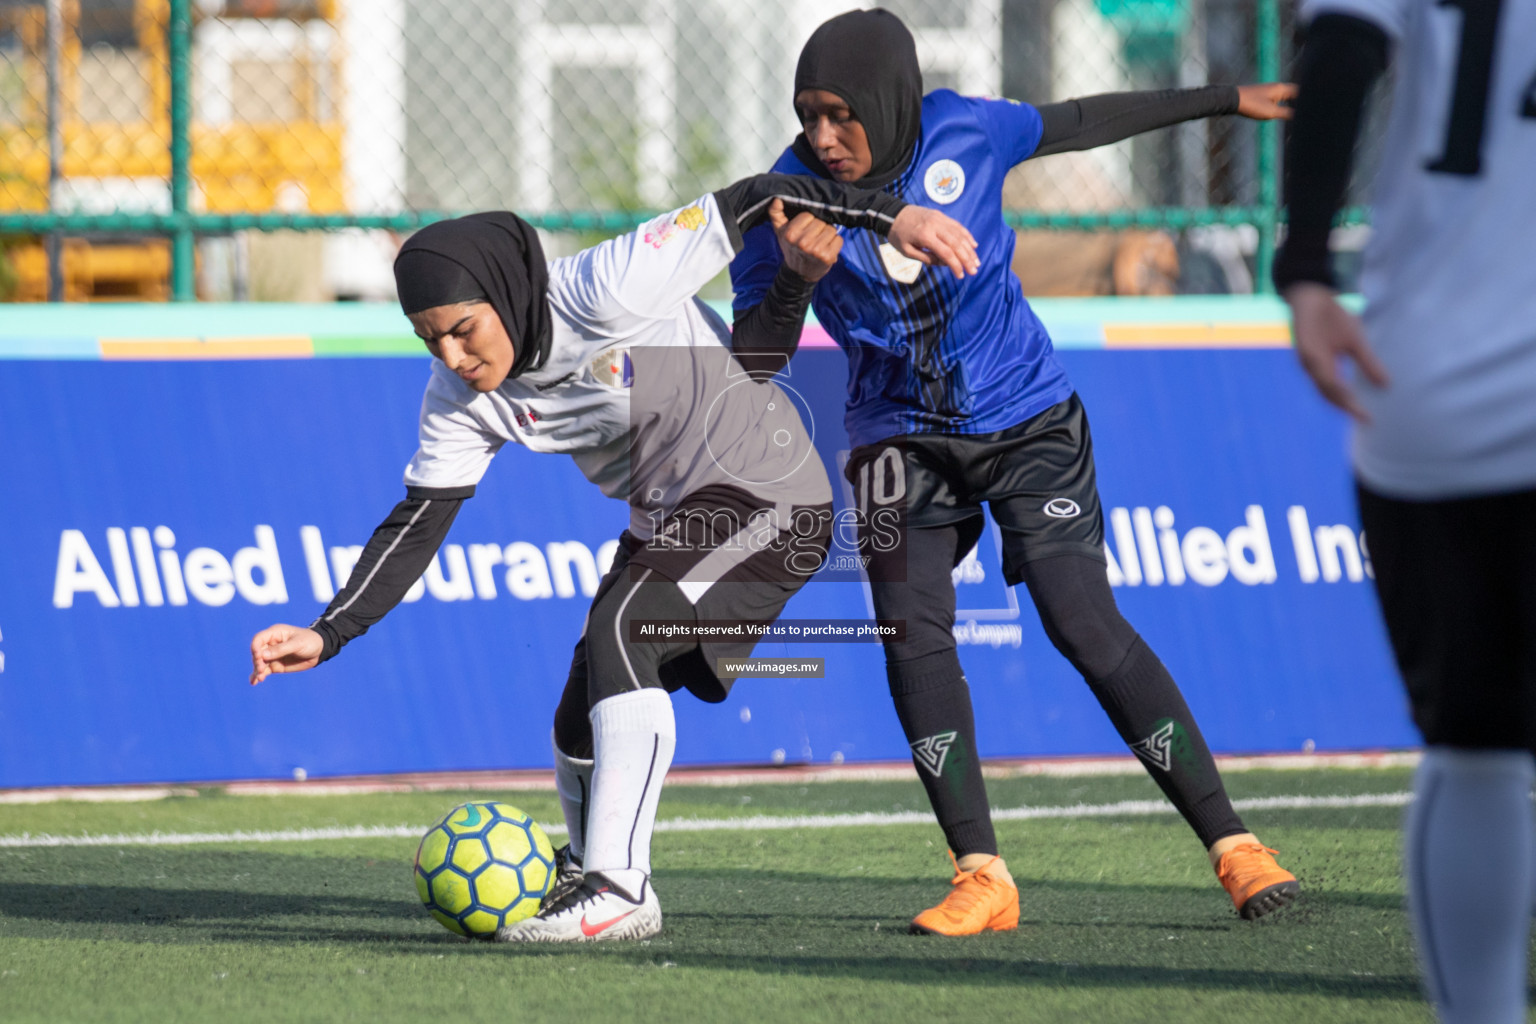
[401,193,832,538]
[1305,0,1536,498]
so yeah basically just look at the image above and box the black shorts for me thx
[845,393,1104,585]
[571,485,832,703]
[624,484,832,589]
[1357,482,1536,750]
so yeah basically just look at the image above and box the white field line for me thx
[0,791,1410,849]
[0,787,203,805]
[0,752,1424,805]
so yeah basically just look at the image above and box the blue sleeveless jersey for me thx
[730,89,1074,449]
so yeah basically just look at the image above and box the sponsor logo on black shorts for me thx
[1043,498,1081,519]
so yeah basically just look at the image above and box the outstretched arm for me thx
[1275,13,1392,421]
[583,174,976,334]
[715,173,978,277]
[722,177,978,374]
[249,489,467,684]
[1030,83,1294,158]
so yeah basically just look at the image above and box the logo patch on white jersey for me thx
[642,204,707,249]
[911,731,958,777]
[924,159,965,204]
[1043,498,1080,518]
[879,242,923,284]
[590,348,633,389]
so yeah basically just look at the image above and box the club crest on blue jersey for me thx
[924,159,965,204]
[590,347,634,389]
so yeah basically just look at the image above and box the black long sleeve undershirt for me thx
[731,264,818,377]
[309,486,470,662]
[713,172,908,248]
[715,172,909,372]
[1032,85,1239,157]
[1272,14,1390,291]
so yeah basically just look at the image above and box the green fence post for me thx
[1254,0,1281,294]
[169,0,195,301]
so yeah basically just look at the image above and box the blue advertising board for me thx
[0,299,1415,788]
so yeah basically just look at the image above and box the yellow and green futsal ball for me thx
[413,801,556,939]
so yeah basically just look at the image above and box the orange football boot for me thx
[909,855,1019,936]
[1214,843,1300,920]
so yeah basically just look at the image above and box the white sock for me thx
[551,731,594,863]
[584,688,676,899]
[1406,746,1535,1024]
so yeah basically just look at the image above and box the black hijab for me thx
[394,212,553,380]
[790,9,923,189]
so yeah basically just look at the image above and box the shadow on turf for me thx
[673,867,1407,914]
[343,936,1421,1001]
[0,848,433,940]
[0,869,1402,933]
[0,880,422,927]
[0,846,1412,994]
[595,950,1420,999]
[0,876,1422,999]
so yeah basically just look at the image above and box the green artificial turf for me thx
[0,766,1449,1023]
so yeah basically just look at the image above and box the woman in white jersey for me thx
[247,174,978,943]
[1277,2,1536,1020]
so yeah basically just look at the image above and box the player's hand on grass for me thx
[250,624,324,685]
[1284,281,1390,423]
[1236,82,1296,121]
[768,197,843,283]
[888,206,980,279]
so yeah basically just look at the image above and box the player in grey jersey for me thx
[248,172,979,943]
[1276,1,1536,1020]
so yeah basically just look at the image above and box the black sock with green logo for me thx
[1088,636,1246,847]
[887,650,998,859]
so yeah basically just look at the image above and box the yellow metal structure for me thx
[1,0,344,299]
[8,238,171,301]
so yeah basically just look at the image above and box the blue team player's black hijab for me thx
[393,212,553,379]
[790,9,924,190]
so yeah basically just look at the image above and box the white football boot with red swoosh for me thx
[494,871,661,943]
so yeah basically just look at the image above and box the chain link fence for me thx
[2,0,1343,302]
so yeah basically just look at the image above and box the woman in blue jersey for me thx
[730,8,1299,936]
